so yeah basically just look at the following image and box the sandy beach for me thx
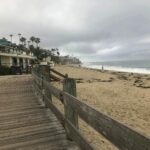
[0,66,149,150]
[52,65,150,150]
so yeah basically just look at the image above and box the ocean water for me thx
[83,60,150,74]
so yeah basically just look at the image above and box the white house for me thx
[0,42,36,69]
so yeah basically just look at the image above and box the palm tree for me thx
[30,36,35,45]
[51,48,59,56]
[51,48,55,52]
[20,37,26,46]
[9,34,13,43]
[18,33,21,44]
[35,38,40,47]
[57,51,60,56]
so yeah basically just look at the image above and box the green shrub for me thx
[0,66,12,75]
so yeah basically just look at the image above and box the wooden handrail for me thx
[42,78,150,150]
[32,71,94,149]
[32,67,150,150]
[50,74,61,81]
[43,94,93,150]
[64,92,150,150]
[50,68,67,78]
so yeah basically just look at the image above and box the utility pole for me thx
[9,34,13,44]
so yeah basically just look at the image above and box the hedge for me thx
[0,66,12,75]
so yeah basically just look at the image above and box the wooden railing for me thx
[32,65,150,150]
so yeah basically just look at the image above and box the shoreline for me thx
[68,64,150,77]
[79,63,150,75]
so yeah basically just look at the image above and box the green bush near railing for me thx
[0,66,12,75]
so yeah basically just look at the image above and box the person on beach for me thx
[102,65,104,72]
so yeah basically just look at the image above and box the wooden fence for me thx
[32,64,150,150]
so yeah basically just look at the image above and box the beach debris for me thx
[129,73,134,76]
[133,78,150,88]
[118,75,128,80]
[76,80,84,83]
[75,78,83,80]
[101,79,113,82]
[75,76,115,84]
[135,85,150,88]
[133,79,144,87]
[92,78,101,81]
[90,78,113,83]
[109,77,115,80]
[134,79,143,84]
[74,78,84,83]
[88,80,92,83]
[133,75,142,80]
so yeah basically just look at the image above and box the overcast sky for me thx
[0,0,150,62]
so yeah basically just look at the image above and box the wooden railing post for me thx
[40,64,52,107]
[63,77,78,140]
[39,64,50,81]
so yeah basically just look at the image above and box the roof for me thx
[0,38,11,46]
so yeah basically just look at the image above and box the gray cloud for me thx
[0,0,150,61]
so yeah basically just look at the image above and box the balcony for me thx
[0,47,35,58]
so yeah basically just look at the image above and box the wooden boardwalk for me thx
[0,75,79,150]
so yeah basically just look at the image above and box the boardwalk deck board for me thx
[0,75,80,150]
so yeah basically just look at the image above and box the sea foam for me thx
[82,63,150,74]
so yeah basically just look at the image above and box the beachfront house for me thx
[59,56,81,65]
[0,38,36,70]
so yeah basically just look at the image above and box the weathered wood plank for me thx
[3,139,77,150]
[50,74,61,81]
[0,75,79,150]
[0,106,43,115]
[0,134,68,150]
[50,68,66,78]
[0,109,47,120]
[63,78,79,139]
[0,122,63,137]
[44,95,65,126]
[0,105,43,114]
[43,80,62,100]
[0,124,64,140]
[0,128,66,144]
[65,119,94,150]
[44,95,93,150]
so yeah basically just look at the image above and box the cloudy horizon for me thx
[0,0,150,62]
